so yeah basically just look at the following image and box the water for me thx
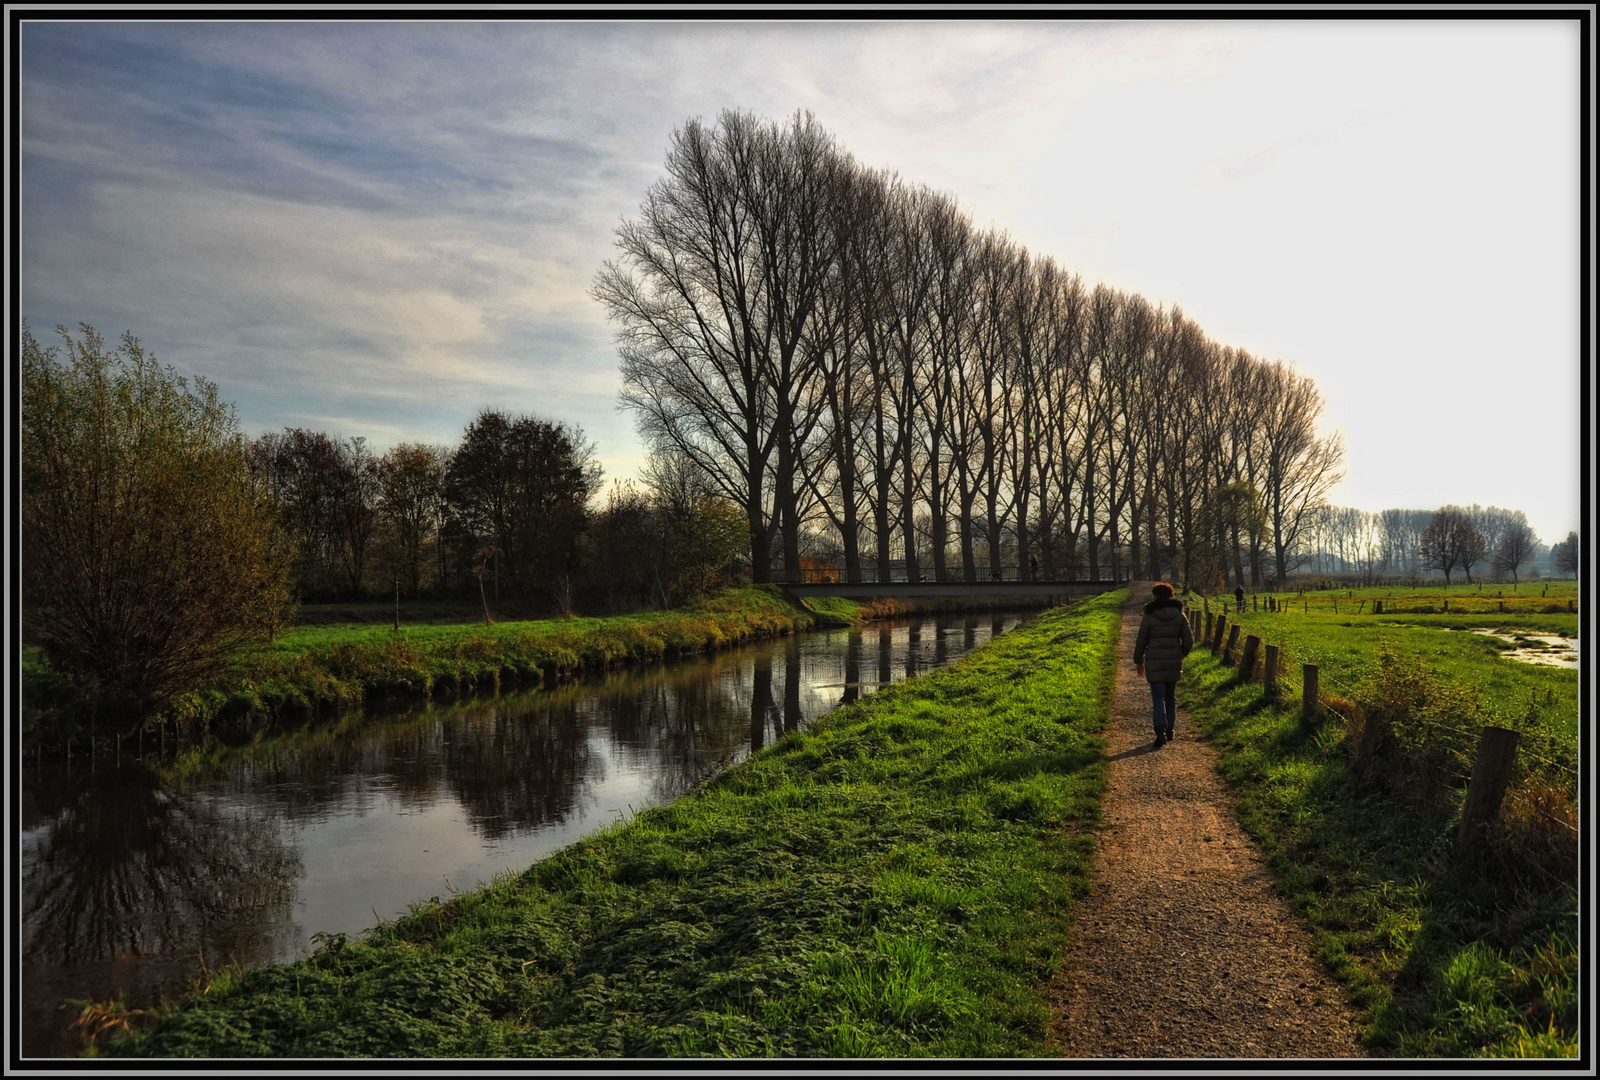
[1468,629,1579,669]
[19,610,1034,1058]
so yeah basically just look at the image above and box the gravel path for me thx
[1046,585,1367,1059]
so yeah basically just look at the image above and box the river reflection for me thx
[20,610,1033,1057]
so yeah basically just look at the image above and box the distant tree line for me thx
[595,109,1345,589]
[1300,504,1572,585]
[243,412,744,614]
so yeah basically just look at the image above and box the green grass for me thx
[140,587,823,738]
[1191,594,1577,772]
[791,594,868,626]
[1246,579,1578,627]
[1181,592,1578,1059]
[103,590,1125,1059]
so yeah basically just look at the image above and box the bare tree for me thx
[1492,516,1540,584]
[1257,360,1344,585]
[1553,531,1580,578]
[1379,508,1432,578]
[914,191,976,581]
[1420,505,1483,585]
[595,111,781,581]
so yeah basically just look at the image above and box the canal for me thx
[20,609,1038,1057]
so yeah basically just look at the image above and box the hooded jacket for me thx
[1133,597,1193,683]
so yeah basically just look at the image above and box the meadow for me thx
[1181,579,1578,1058]
[104,591,1123,1058]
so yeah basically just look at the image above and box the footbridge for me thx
[776,568,1129,600]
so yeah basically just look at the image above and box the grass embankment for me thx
[1181,585,1578,1058]
[153,587,843,740]
[106,591,1124,1059]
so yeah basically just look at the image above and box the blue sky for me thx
[17,16,1586,545]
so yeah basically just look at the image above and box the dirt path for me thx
[1046,585,1367,1059]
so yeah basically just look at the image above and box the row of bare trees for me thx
[595,109,1344,588]
[1303,504,1558,584]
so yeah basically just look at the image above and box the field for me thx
[1181,580,1579,1057]
[1245,578,1577,624]
[104,592,1124,1058]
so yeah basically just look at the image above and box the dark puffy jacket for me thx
[1133,598,1193,683]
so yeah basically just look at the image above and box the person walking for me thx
[1235,584,1245,612]
[1134,582,1194,749]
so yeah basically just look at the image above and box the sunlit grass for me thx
[106,591,1124,1058]
[145,587,819,735]
[1183,604,1578,1060]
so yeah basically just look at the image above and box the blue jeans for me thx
[1150,681,1177,733]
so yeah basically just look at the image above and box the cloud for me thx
[18,18,1581,539]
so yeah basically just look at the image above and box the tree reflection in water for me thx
[21,611,1033,1058]
[750,655,775,754]
[436,696,598,842]
[22,760,299,968]
[843,628,863,706]
[783,636,804,735]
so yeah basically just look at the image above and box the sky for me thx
[16,15,1588,546]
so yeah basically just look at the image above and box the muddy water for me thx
[1468,629,1579,669]
[20,610,1034,1058]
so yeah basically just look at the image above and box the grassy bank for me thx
[23,588,830,749]
[1181,593,1578,1058]
[105,590,1124,1058]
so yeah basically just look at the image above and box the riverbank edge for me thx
[15,587,799,754]
[104,589,1125,1059]
[21,588,1058,757]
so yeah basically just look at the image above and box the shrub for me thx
[22,324,295,729]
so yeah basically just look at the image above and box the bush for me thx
[22,324,295,729]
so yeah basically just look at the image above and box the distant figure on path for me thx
[1030,554,1039,581]
[1235,585,1245,612]
[1134,582,1194,749]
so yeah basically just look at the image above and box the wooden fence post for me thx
[1212,613,1227,654]
[1458,726,1521,858]
[1239,635,1261,682]
[1264,644,1280,703]
[1224,624,1241,665]
[1204,610,1213,643]
[1354,709,1387,776]
[1301,664,1319,729]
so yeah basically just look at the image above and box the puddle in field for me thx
[1469,630,1579,669]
